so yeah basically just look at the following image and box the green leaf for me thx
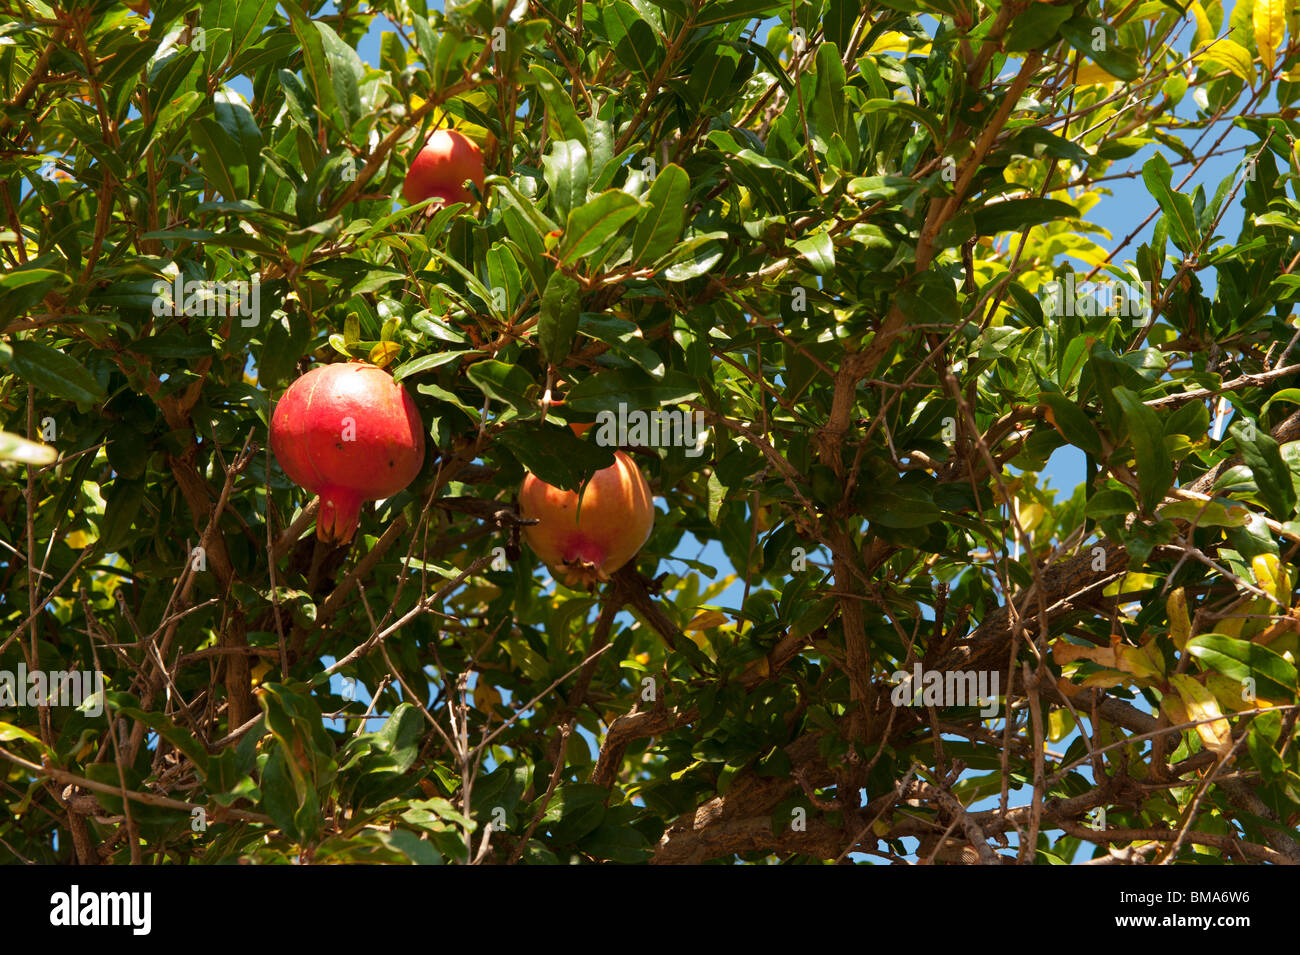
[1086,487,1138,519]
[0,267,64,291]
[6,340,105,406]
[495,424,615,492]
[792,231,835,274]
[1040,392,1104,457]
[1142,153,1199,253]
[392,352,464,381]
[466,360,535,414]
[1233,419,1296,520]
[542,784,608,843]
[99,479,145,552]
[661,232,728,281]
[578,819,652,862]
[283,0,336,120]
[630,164,689,265]
[416,382,481,421]
[1061,17,1140,81]
[1247,709,1285,779]
[578,314,664,375]
[1263,388,1300,416]
[566,368,701,413]
[541,139,589,222]
[1114,387,1173,514]
[1004,2,1074,51]
[847,175,920,202]
[858,98,945,143]
[1255,213,1300,234]
[190,121,242,201]
[694,0,783,27]
[0,721,49,753]
[973,198,1079,236]
[862,483,941,527]
[601,0,663,79]
[1000,126,1091,165]
[376,829,442,865]
[316,20,363,135]
[687,42,740,107]
[823,0,857,47]
[373,703,424,774]
[538,271,582,364]
[1186,634,1297,702]
[558,190,642,264]
[530,64,588,148]
[411,14,440,74]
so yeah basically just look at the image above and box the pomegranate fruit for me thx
[403,129,485,208]
[519,450,655,588]
[270,362,426,545]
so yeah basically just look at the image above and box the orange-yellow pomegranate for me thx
[519,450,654,588]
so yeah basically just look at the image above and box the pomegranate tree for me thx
[270,362,426,545]
[519,450,655,588]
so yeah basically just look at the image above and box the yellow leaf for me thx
[0,722,42,746]
[1104,572,1159,597]
[1161,692,1188,727]
[1214,595,1262,639]
[65,529,92,549]
[1047,708,1075,742]
[1252,552,1287,603]
[869,30,910,51]
[1204,672,1278,713]
[473,683,504,722]
[1018,501,1045,532]
[0,429,57,466]
[867,31,930,56]
[1190,0,1214,50]
[1078,668,1135,688]
[1170,673,1234,757]
[368,341,402,367]
[1197,37,1256,86]
[686,610,728,632]
[671,759,704,780]
[1252,0,1285,72]
[1052,641,1113,666]
[1168,587,1192,650]
[1074,62,1124,86]
[634,652,650,665]
[1052,638,1164,680]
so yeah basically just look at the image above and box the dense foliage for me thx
[1,0,1299,864]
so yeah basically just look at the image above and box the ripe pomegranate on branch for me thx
[270,362,426,545]
[519,445,655,589]
[403,128,485,209]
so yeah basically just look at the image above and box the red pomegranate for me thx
[403,129,485,208]
[519,450,655,588]
[270,362,426,545]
